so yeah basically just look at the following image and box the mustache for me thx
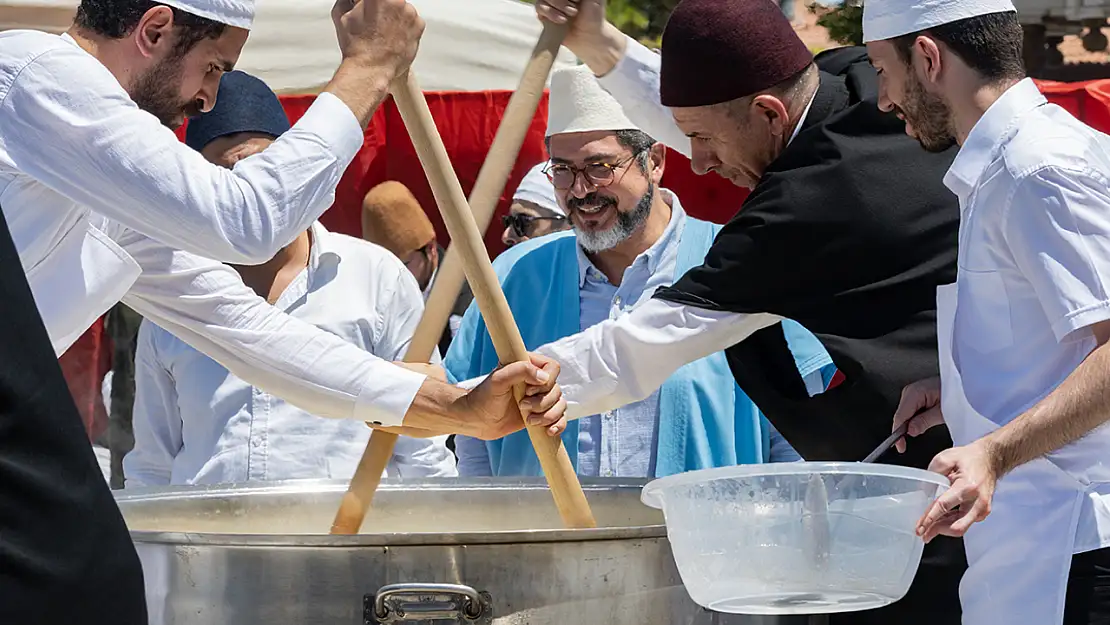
[566,192,617,213]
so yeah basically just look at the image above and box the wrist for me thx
[574,23,628,77]
[324,61,394,126]
[402,377,468,434]
[975,433,1009,479]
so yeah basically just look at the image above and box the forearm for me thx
[572,22,628,77]
[322,61,395,129]
[535,299,780,420]
[981,341,1110,476]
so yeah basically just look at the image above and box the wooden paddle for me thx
[331,25,594,534]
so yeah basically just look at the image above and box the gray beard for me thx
[575,184,654,253]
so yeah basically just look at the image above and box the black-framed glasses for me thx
[501,212,567,238]
[542,153,642,191]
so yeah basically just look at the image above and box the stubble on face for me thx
[130,54,199,129]
[896,65,958,153]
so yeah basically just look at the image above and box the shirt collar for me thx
[943,78,1047,203]
[788,88,819,147]
[275,222,339,310]
[576,191,687,288]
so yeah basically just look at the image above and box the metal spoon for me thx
[862,423,911,464]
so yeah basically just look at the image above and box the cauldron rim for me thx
[115,477,669,547]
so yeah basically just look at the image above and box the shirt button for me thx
[251,438,262,448]
[604,412,613,420]
[614,296,622,306]
[603,470,613,477]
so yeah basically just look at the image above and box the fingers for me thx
[536,0,578,23]
[523,384,563,420]
[529,398,568,436]
[490,360,551,389]
[892,380,943,453]
[527,353,561,391]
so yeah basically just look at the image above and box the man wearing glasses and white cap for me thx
[446,65,827,478]
[864,0,1110,622]
[501,162,569,248]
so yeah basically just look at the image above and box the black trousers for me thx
[0,208,147,624]
[1065,546,1110,625]
[830,536,966,625]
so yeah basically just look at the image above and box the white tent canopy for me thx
[0,0,579,92]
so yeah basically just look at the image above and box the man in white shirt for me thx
[863,1,1110,623]
[125,70,457,487]
[0,1,566,444]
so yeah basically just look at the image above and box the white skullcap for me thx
[512,163,563,217]
[863,0,1016,42]
[546,64,638,137]
[159,0,255,29]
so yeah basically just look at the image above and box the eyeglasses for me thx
[542,153,642,191]
[501,212,567,239]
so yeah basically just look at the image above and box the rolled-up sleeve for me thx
[0,44,363,264]
[1003,167,1110,342]
[596,37,691,157]
[116,229,427,427]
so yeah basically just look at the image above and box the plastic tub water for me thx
[641,462,951,616]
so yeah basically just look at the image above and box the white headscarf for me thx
[512,163,563,216]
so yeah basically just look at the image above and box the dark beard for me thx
[129,56,197,129]
[898,72,957,153]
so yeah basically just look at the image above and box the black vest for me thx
[0,206,147,624]
[654,47,967,623]
[656,47,961,469]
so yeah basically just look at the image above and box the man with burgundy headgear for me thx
[520,0,969,622]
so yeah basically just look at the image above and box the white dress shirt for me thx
[942,78,1110,552]
[0,30,427,427]
[125,224,457,487]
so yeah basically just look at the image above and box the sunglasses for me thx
[501,212,567,239]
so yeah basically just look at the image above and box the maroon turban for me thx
[660,0,815,107]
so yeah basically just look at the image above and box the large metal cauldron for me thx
[115,478,826,625]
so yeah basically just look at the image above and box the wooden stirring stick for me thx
[331,65,595,534]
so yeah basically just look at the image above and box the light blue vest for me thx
[444,218,831,477]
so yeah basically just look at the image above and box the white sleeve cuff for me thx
[597,35,657,95]
[355,367,427,427]
[291,92,365,166]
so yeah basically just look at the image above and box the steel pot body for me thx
[115,478,826,625]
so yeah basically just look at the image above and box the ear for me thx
[914,35,944,85]
[134,5,176,59]
[750,94,790,139]
[648,142,666,184]
[425,241,439,266]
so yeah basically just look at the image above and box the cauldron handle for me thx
[365,583,492,624]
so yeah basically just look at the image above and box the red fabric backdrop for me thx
[60,79,1110,440]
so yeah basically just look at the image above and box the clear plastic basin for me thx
[641,462,950,615]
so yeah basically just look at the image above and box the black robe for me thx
[654,47,966,624]
[0,207,147,624]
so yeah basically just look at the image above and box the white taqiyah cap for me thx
[512,163,563,217]
[159,0,255,29]
[863,0,1016,43]
[546,64,638,137]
